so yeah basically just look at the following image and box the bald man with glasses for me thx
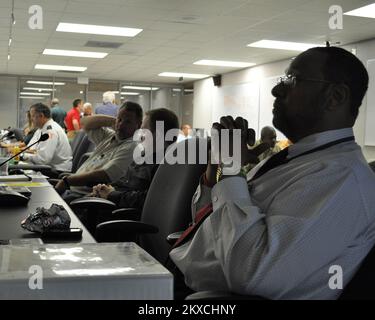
[170,46,375,300]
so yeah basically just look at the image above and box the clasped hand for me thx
[205,116,270,185]
[91,184,115,199]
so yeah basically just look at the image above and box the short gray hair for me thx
[51,98,59,106]
[103,91,115,104]
[30,103,51,118]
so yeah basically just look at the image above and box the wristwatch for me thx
[62,176,71,190]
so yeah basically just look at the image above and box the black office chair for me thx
[8,128,24,141]
[71,138,208,264]
[368,161,375,173]
[184,244,375,300]
[61,130,94,175]
[70,133,94,174]
[70,130,86,151]
[338,244,375,299]
[47,131,94,183]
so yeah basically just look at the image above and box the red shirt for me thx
[65,107,81,131]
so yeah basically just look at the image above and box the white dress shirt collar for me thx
[41,119,54,131]
[287,127,354,159]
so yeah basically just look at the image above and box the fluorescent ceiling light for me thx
[23,87,56,92]
[27,81,65,85]
[35,64,87,72]
[122,86,159,91]
[173,88,194,93]
[194,60,255,68]
[344,4,375,18]
[19,96,46,99]
[158,72,209,79]
[43,49,108,59]
[121,92,140,96]
[247,40,319,51]
[20,92,51,96]
[56,22,142,37]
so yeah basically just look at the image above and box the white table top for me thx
[0,242,173,300]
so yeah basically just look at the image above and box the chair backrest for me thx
[9,128,24,141]
[139,138,208,263]
[70,130,86,154]
[339,244,375,299]
[71,132,94,173]
[368,161,375,173]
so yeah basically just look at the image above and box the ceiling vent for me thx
[57,70,83,74]
[164,15,206,25]
[85,41,123,49]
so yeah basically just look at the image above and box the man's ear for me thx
[325,84,350,111]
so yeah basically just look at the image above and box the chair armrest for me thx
[9,163,51,171]
[111,208,141,221]
[185,291,267,300]
[8,164,58,178]
[166,231,183,245]
[58,172,72,179]
[70,197,116,211]
[95,220,158,242]
[48,178,60,187]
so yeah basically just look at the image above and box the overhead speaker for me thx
[213,75,222,87]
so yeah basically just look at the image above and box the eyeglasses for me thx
[277,74,336,88]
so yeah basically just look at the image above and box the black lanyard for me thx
[286,136,354,163]
[251,136,355,181]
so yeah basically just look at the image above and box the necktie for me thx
[172,136,354,249]
[172,202,213,248]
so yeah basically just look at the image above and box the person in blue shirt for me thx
[95,91,119,117]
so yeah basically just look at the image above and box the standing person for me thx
[65,99,83,140]
[83,102,93,117]
[50,98,66,130]
[95,91,119,117]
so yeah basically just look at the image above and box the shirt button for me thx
[212,196,218,202]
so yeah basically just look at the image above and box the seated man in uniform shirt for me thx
[170,46,375,299]
[55,101,143,204]
[22,103,72,172]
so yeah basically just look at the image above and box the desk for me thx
[0,242,173,299]
[0,179,95,244]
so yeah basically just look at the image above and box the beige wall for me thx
[0,76,18,129]
[188,38,375,160]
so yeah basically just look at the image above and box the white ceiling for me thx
[1,0,375,84]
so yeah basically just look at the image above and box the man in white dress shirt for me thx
[170,47,375,299]
[22,103,72,172]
